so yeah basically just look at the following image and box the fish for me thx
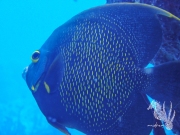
[106,0,180,18]
[106,0,180,66]
[106,1,180,134]
[22,3,180,135]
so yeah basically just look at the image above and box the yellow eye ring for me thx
[31,50,40,63]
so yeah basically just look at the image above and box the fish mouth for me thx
[22,66,29,81]
[22,66,46,92]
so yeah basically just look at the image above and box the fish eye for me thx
[31,50,40,63]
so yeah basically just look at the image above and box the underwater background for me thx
[0,0,177,135]
[0,0,104,134]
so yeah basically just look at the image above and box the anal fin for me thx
[47,117,71,135]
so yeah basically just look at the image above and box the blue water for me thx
[0,1,175,135]
[0,1,104,134]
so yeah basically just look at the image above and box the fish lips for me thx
[22,65,46,92]
[22,66,29,81]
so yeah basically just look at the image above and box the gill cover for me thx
[43,53,64,93]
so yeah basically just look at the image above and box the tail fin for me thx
[144,61,180,104]
[144,61,180,133]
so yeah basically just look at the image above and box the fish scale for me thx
[58,14,147,133]
[62,49,142,133]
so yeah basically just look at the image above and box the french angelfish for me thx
[22,3,180,135]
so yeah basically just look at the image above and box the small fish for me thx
[22,3,180,135]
